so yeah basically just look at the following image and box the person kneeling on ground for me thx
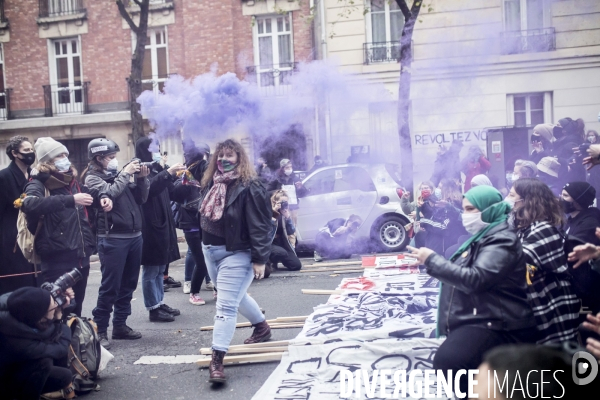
[408,185,538,398]
[265,190,302,277]
[313,215,363,261]
[0,287,76,400]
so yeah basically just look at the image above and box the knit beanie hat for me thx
[34,137,69,164]
[7,287,52,328]
[563,181,596,208]
[533,124,555,143]
[280,158,291,168]
[537,157,560,178]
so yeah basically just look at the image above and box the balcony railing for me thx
[501,28,556,55]
[364,41,401,64]
[0,88,13,121]
[1,0,7,24]
[39,0,85,18]
[246,62,297,97]
[43,82,90,117]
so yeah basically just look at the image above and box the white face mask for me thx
[54,157,71,173]
[284,168,293,176]
[152,152,162,163]
[461,212,490,235]
[512,173,519,182]
[504,198,522,209]
[106,158,118,171]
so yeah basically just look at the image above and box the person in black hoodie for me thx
[21,137,111,317]
[0,136,37,295]
[562,181,600,313]
[135,137,185,322]
[171,139,211,306]
[0,287,75,400]
[84,138,150,348]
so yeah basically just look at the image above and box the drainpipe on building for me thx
[317,0,332,163]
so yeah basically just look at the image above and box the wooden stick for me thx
[300,266,365,273]
[303,260,362,268]
[268,323,304,329]
[274,316,307,322]
[301,289,342,295]
[196,352,283,367]
[332,269,365,274]
[228,340,290,349]
[200,347,287,355]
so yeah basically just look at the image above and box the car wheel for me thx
[372,215,409,252]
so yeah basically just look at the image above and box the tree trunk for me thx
[117,0,150,145]
[395,0,422,194]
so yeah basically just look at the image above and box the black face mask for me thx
[18,152,36,166]
[560,198,577,214]
[553,125,564,139]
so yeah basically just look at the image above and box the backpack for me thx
[13,189,49,265]
[66,315,102,393]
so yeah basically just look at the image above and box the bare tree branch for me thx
[133,0,142,6]
[395,0,411,21]
[116,0,140,34]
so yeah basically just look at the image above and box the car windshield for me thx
[384,163,402,185]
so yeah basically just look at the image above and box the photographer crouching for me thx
[0,285,76,400]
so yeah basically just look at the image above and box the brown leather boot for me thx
[244,320,272,344]
[209,350,227,383]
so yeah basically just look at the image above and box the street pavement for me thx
[81,242,360,400]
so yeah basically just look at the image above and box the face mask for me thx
[512,173,519,182]
[106,158,118,171]
[560,198,577,214]
[54,157,71,173]
[152,152,162,163]
[18,152,36,166]
[421,189,431,199]
[217,159,237,173]
[434,188,442,200]
[284,168,293,176]
[588,136,596,143]
[504,198,522,209]
[461,212,490,235]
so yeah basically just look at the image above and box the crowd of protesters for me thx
[3,114,600,397]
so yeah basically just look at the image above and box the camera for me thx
[131,158,155,168]
[41,268,82,308]
[280,201,289,210]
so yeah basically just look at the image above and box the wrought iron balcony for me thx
[43,82,90,117]
[364,41,401,64]
[0,88,13,121]
[246,62,297,96]
[501,28,556,55]
[39,0,85,18]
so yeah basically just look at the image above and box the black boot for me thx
[98,331,111,349]
[112,324,142,340]
[244,320,271,344]
[209,350,227,383]
[160,303,181,316]
[149,307,175,322]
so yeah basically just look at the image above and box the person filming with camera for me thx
[265,190,302,276]
[0,286,76,400]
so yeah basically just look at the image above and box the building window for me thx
[47,37,86,114]
[504,0,548,32]
[502,0,554,54]
[142,27,169,95]
[364,0,404,64]
[251,13,294,89]
[512,93,545,127]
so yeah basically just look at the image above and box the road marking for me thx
[134,355,204,365]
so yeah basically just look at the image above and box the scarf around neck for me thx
[44,170,74,191]
[200,169,240,221]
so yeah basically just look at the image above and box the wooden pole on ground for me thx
[196,352,283,367]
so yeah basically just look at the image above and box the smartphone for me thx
[163,151,168,156]
[280,201,289,210]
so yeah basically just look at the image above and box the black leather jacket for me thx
[425,222,535,336]
[201,179,272,264]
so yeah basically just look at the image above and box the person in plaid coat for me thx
[507,178,580,343]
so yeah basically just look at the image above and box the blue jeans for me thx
[142,264,165,310]
[92,236,143,331]
[202,244,265,352]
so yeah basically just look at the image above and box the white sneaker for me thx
[189,293,206,305]
[183,281,191,294]
[314,251,323,262]
[204,281,215,291]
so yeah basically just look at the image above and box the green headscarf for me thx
[449,185,511,261]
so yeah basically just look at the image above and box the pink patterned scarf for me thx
[200,169,240,221]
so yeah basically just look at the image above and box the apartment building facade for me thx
[0,0,314,172]
[314,0,600,188]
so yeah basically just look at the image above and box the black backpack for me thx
[66,315,102,393]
